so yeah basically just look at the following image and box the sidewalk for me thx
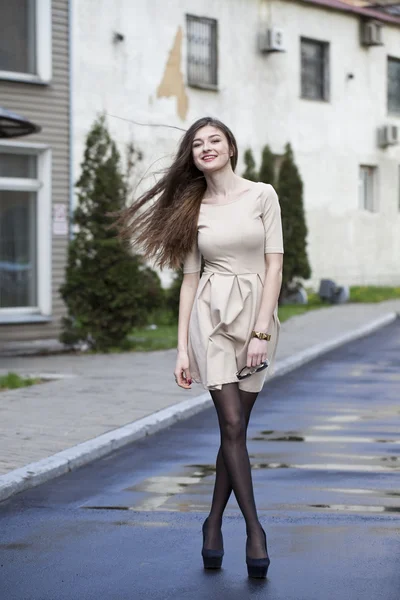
[0,299,399,501]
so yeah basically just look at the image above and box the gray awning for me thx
[0,106,41,138]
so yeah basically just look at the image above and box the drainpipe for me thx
[68,0,74,240]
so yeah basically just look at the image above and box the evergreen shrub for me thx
[59,115,163,351]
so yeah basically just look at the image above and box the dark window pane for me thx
[0,190,37,308]
[388,57,400,114]
[301,39,327,100]
[187,15,218,87]
[0,0,36,74]
[0,153,37,178]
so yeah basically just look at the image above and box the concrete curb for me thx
[272,311,398,379]
[0,311,397,503]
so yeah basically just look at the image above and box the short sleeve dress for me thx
[182,181,284,393]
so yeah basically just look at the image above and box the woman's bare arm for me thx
[175,272,200,388]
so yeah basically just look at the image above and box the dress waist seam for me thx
[202,269,264,276]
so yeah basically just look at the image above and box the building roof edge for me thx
[292,0,400,26]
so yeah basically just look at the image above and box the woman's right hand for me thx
[174,350,192,389]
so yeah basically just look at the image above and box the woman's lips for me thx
[202,155,217,162]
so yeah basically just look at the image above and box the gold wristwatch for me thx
[251,330,271,341]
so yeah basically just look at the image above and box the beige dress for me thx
[183,181,284,393]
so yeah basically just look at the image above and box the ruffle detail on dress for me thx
[188,270,279,391]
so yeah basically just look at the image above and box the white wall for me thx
[72,0,400,288]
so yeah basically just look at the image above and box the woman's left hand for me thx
[246,337,268,368]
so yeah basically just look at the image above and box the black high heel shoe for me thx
[246,526,270,579]
[201,517,224,570]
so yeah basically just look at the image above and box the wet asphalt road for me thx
[0,320,399,600]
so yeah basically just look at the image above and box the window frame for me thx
[0,0,52,84]
[186,14,218,91]
[358,165,378,213]
[398,165,400,212]
[387,56,400,116]
[300,37,330,102]
[0,141,52,323]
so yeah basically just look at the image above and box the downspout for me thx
[68,0,74,240]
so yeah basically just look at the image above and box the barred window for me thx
[301,38,330,101]
[186,15,218,89]
[388,57,400,114]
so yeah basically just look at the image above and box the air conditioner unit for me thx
[259,28,285,53]
[361,21,383,46]
[378,125,399,147]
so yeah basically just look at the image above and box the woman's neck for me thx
[203,167,241,199]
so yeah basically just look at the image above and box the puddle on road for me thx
[81,401,400,515]
[0,542,31,550]
[251,430,400,444]
[81,456,400,513]
[307,504,400,514]
[316,487,400,497]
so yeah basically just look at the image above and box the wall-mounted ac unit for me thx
[361,21,383,46]
[378,125,399,147]
[259,28,285,53]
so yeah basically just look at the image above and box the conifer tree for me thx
[242,149,258,181]
[276,143,311,300]
[59,115,162,350]
[258,144,275,187]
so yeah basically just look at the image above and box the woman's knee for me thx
[220,414,246,442]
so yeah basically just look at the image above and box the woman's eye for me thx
[212,139,221,143]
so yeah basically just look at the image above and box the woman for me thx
[114,117,284,579]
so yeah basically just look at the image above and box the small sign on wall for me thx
[53,203,68,236]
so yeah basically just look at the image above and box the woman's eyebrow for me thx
[192,134,221,143]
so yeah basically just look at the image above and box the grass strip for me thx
[0,372,43,391]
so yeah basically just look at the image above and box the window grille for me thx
[186,15,218,89]
[301,38,329,101]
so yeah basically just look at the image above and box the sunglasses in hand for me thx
[236,360,269,380]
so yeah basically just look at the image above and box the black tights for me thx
[205,382,267,559]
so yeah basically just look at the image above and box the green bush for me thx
[242,142,311,302]
[166,269,183,322]
[59,114,164,351]
[276,143,311,301]
[242,149,258,182]
[258,144,275,187]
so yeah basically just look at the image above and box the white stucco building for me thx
[71,0,400,289]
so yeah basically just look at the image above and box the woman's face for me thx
[191,125,233,173]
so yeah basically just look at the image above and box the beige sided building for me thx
[0,0,70,347]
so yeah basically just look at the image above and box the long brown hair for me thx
[112,117,238,270]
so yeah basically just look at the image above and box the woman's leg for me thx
[204,388,258,550]
[206,382,267,558]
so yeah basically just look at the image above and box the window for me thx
[186,15,218,89]
[0,144,51,319]
[301,38,330,101]
[388,57,400,114]
[359,166,377,212]
[0,0,52,83]
[398,166,400,212]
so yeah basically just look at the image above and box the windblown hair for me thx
[112,117,238,270]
